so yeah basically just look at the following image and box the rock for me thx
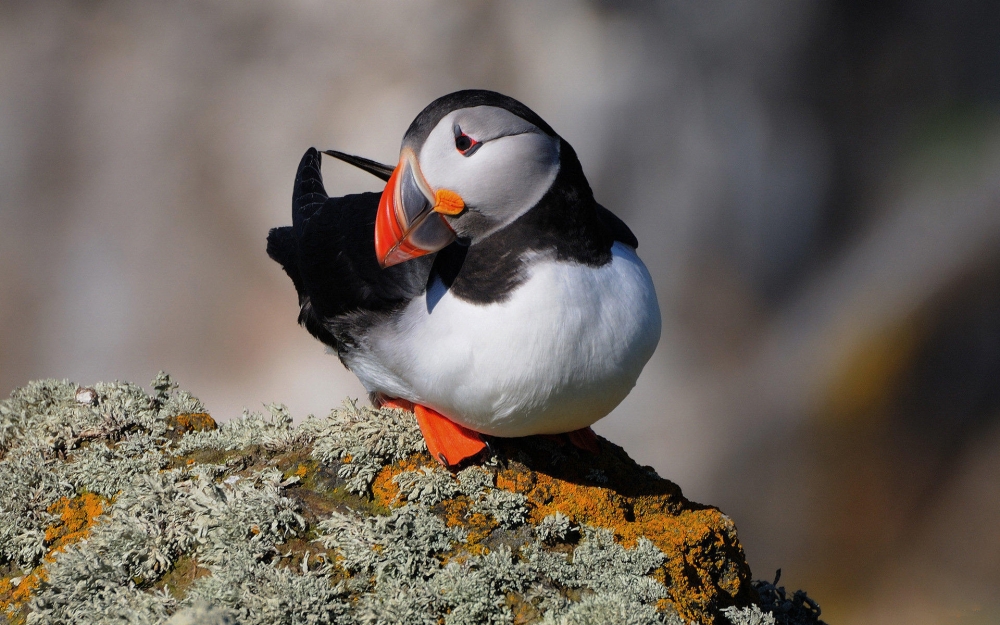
[0,375,826,625]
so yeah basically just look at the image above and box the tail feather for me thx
[292,148,328,233]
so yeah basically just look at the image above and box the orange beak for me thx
[375,149,465,268]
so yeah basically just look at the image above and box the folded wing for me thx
[267,148,432,355]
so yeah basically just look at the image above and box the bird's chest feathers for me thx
[363,243,660,433]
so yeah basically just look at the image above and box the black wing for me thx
[267,148,432,352]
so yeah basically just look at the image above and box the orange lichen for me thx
[1,494,107,616]
[294,464,309,478]
[370,455,498,560]
[440,498,495,556]
[370,455,433,507]
[0,568,47,617]
[364,438,749,622]
[171,412,217,433]
[485,443,752,625]
[44,493,108,555]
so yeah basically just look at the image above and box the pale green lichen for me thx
[0,376,193,573]
[392,466,462,505]
[316,504,459,583]
[27,466,306,624]
[308,400,427,495]
[182,549,349,625]
[723,605,777,625]
[456,465,494,496]
[0,443,72,569]
[536,512,574,543]
[173,404,302,455]
[453,465,531,529]
[470,487,529,529]
[0,376,826,625]
[540,593,681,625]
[63,436,168,499]
[533,527,669,607]
[392,461,528,529]
[314,507,675,625]
[165,603,236,625]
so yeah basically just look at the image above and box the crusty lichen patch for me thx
[167,412,217,439]
[359,434,752,624]
[44,493,108,554]
[1,474,108,620]
[0,375,826,625]
[499,471,748,622]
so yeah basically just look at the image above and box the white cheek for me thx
[465,134,559,211]
[422,133,559,221]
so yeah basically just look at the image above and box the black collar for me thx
[430,139,627,305]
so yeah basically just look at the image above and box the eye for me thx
[453,124,481,156]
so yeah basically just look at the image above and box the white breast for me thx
[346,242,661,437]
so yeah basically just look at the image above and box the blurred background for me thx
[2,1,999,622]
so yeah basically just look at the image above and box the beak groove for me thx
[375,150,459,268]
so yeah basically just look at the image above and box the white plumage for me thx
[346,242,661,436]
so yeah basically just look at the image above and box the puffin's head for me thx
[373,90,561,267]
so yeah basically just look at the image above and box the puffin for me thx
[267,90,661,466]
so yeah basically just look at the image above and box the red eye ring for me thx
[453,124,482,156]
[455,133,476,153]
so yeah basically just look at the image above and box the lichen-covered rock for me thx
[0,375,827,625]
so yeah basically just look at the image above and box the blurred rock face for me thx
[1,1,999,623]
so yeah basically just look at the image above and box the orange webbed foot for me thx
[414,404,487,467]
[376,396,486,467]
